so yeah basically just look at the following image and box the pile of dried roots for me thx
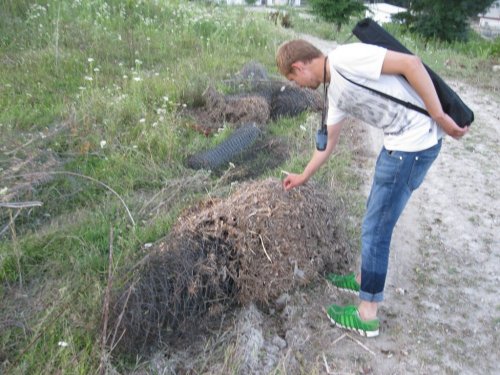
[186,61,323,135]
[109,178,354,356]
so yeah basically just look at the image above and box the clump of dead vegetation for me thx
[202,86,271,129]
[184,62,323,136]
[108,177,354,356]
[269,10,292,28]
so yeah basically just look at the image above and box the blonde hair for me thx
[275,39,323,76]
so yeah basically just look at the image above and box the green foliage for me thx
[452,33,500,58]
[384,22,500,58]
[394,0,496,42]
[309,0,366,31]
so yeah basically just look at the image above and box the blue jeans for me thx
[360,140,442,302]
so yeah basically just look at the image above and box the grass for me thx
[0,2,288,372]
[1,1,498,373]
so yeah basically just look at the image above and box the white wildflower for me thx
[87,57,94,63]
[84,76,93,81]
[58,341,69,347]
[100,140,107,148]
[133,77,142,82]
[139,118,146,124]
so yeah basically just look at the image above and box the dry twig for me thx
[4,171,135,227]
[346,333,376,357]
[98,227,114,375]
[0,209,20,238]
[331,332,347,346]
[0,201,43,209]
[108,281,135,352]
[258,234,273,263]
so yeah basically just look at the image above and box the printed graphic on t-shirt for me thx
[333,81,412,136]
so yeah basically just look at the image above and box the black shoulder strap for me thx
[336,69,430,118]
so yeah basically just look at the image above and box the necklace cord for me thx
[321,56,329,130]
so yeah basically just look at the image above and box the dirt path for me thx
[360,83,499,375]
[293,35,500,375]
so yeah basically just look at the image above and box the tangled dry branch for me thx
[108,178,354,356]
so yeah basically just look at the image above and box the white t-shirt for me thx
[326,43,443,152]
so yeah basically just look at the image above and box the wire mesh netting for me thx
[186,124,262,170]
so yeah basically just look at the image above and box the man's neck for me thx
[313,55,330,83]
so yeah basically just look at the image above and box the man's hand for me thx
[283,173,307,191]
[282,122,344,192]
[382,51,471,140]
[434,112,470,140]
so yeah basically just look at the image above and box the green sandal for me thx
[326,272,360,294]
[326,304,379,338]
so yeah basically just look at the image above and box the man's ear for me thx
[291,61,304,72]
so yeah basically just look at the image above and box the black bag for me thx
[352,18,474,127]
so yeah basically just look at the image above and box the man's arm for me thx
[283,121,344,191]
[381,50,468,139]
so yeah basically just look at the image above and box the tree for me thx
[309,0,366,32]
[394,0,496,42]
